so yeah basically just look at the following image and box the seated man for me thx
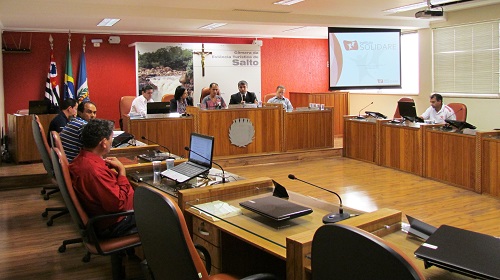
[69,119,136,238]
[267,85,293,111]
[229,80,258,104]
[129,85,154,116]
[420,93,455,124]
[47,98,78,143]
[60,101,97,162]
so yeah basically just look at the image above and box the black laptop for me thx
[239,196,313,221]
[414,225,500,279]
[405,215,437,240]
[29,100,50,115]
[147,102,170,114]
[161,133,214,183]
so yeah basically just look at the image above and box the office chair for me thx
[263,94,275,103]
[161,93,175,102]
[134,186,276,280]
[200,87,211,103]
[393,97,414,119]
[311,224,425,280]
[447,103,467,121]
[51,147,141,280]
[119,95,135,130]
[32,114,68,226]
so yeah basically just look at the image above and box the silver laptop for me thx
[161,133,214,183]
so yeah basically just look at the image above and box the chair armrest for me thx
[194,244,212,274]
[85,210,136,251]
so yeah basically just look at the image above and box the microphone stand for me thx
[184,146,227,183]
[356,102,373,119]
[141,136,173,159]
[288,174,350,223]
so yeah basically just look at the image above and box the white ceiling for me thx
[1,0,500,39]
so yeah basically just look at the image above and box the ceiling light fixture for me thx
[274,0,304,6]
[199,23,227,30]
[97,18,120,27]
[282,26,311,33]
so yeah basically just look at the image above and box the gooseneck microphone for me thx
[288,174,350,224]
[141,136,173,159]
[184,146,227,183]
[356,102,374,119]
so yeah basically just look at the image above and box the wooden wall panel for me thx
[284,110,333,151]
[481,135,500,197]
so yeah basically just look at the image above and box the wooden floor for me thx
[1,155,499,279]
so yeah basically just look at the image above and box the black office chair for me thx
[51,147,141,279]
[311,224,425,280]
[134,186,276,280]
[32,114,68,226]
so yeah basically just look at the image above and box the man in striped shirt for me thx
[60,101,97,162]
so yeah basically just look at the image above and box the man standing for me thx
[229,80,258,104]
[267,85,293,111]
[60,101,97,162]
[69,119,136,237]
[129,85,154,116]
[421,93,455,124]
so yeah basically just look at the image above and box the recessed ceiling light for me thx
[199,23,227,30]
[384,2,428,13]
[274,0,304,6]
[97,18,120,27]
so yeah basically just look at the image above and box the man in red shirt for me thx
[69,119,136,237]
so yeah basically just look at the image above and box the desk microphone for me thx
[184,146,227,183]
[288,174,350,224]
[141,136,173,159]
[357,102,373,119]
[441,107,463,130]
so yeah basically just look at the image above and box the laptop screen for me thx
[147,102,170,114]
[397,101,417,119]
[189,133,214,168]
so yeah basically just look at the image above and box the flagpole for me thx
[49,34,53,50]
[83,36,86,53]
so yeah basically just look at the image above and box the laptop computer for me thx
[239,196,313,221]
[29,100,50,115]
[112,132,134,148]
[414,225,500,279]
[161,133,214,183]
[147,102,170,114]
[404,215,437,240]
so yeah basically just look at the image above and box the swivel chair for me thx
[447,103,467,121]
[118,96,135,130]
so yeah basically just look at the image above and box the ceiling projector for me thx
[415,9,444,18]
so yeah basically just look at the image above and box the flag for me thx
[44,50,60,112]
[64,44,75,100]
[77,47,89,102]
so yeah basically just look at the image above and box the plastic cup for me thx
[166,158,174,169]
[152,161,162,185]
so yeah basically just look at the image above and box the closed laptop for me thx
[239,196,313,221]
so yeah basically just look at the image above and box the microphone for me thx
[356,102,373,119]
[184,146,227,183]
[288,174,350,224]
[446,107,463,121]
[141,136,173,159]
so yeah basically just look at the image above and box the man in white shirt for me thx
[129,85,154,115]
[420,93,455,124]
[267,85,293,111]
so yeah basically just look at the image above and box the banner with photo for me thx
[135,43,261,103]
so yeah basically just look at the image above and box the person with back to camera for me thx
[69,119,136,238]
[201,82,226,109]
[229,80,258,104]
[420,93,455,124]
[170,85,189,114]
[129,85,154,116]
[267,85,293,111]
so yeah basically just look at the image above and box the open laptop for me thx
[29,100,50,115]
[161,133,214,183]
[404,215,437,240]
[239,196,313,221]
[147,102,170,114]
[414,225,500,279]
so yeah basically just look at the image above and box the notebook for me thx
[414,225,500,279]
[112,132,134,148]
[147,102,170,114]
[161,133,214,183]
[239,196,313,221]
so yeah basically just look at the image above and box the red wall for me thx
[3,32,329,126]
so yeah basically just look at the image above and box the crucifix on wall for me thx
[193,43,212,77]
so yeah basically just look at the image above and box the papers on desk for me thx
[191,200,242,221]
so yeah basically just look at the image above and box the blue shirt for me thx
[60,116,88,162]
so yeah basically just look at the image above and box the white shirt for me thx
[421,104,455,124]
[267,96,293,111]
[129,95,153,115]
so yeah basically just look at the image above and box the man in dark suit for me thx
[229,80,258,104]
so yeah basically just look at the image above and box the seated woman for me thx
[170,85,189,114]
[201,82,226,110]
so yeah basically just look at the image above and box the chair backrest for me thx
[393,97,414,119]
[119,96,135,116]
[32,114,54,176]
[312,224,425,280]
[200,87,210,103]
[134,186,210,280]
[264,93,275,103]
[51,147,89,239]
[161,94,175,102]
[447,103,467,121]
